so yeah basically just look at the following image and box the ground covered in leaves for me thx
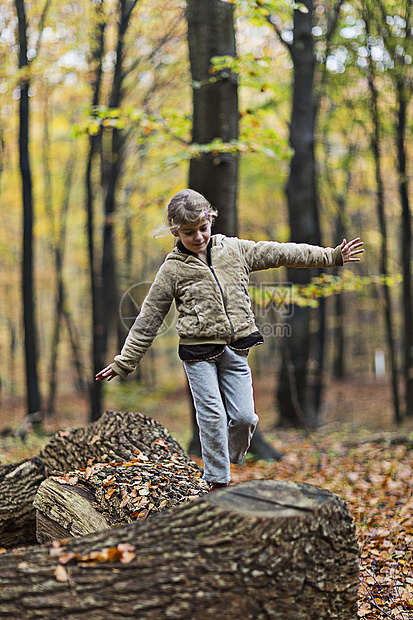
[228,429,413,619]
[1,376,413,619]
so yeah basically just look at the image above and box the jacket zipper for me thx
[208,263,235,342]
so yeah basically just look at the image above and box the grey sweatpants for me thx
[184,347,259,484]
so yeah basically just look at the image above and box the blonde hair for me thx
[153,189,218,238]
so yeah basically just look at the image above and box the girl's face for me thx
[173,217,212,255]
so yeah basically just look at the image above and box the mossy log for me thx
[0,412,203,548]
[0,479,358,620]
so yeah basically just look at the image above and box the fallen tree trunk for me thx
[34,452,207,543]
[0,457,47,548]
[38,411,197,471]
[0,479,358,620]
[0,412,203,548]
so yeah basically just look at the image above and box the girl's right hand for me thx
[95,365,119,382]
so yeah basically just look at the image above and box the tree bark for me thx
[86,1,106,421]
[0,480,358,620]
[186,0,277,461]
[365,37,401,423]
[0,411,202,548]
[277,0,322,428]
[0,457,47,548]
[15,0,41,417]
[100,0,139,412]
[187,0,239,236]
[34,451,207,543]
[395,80,413,416]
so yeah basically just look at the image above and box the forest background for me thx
[0,0,411,435]
[1,0,413,617]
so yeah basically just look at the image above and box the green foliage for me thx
[0,0,410,427]
[250,272,403,309]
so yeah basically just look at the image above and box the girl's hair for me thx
[153,189,218,237]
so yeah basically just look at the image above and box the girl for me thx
[96,189,364,491]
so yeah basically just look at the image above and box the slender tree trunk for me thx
[395,81,413,416]
[42,96,83,414]
[87,2,106,421]
[15,0,41,417]
[277,0,321,427]
[366,51,401,423]
[332,207,345,379]
[320,122,354,380]
[87,132,105,421]
[100,0,138,374]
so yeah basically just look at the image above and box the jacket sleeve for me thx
[111,262,175,378]
[237,238,343,272]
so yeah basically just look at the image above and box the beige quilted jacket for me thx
[111,234,343,378]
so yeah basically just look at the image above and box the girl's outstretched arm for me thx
[340,237,364,263]
[95,365,119,382]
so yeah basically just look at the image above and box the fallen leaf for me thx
[117,543,135,552]
[59,552,79,565]
[84,466,93,480]
[50,475,79,486]
[18,562,29,570]
[120,551,135,564]
[55,564,69,582]
[105,487,116,499]
[120,489,129,508]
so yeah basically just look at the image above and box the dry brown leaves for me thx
[230,429,413,620]
[50,540,137,580]
[53,452,208,525]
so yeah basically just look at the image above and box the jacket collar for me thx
[176,239,213,264]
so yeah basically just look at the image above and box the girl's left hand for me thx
[340,237,364,263]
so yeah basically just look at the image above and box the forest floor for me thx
[1,374,413,619]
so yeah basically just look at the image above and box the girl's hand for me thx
[340,237,364,263]
[95,365,119,382]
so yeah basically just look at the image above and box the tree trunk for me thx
[0,457,47,548]
[187,0,239,236]
[186,0,277,460]
[15,0,41,417]
[365,44,401,423]
[0,411,202,548]
[44,140,80,415]
[86,2,106,421]
[395,80,413,416]
[0,480,358,620]
[34,451,207,543]
[100,0,139,393]
[277,0,321,428]
[333,203,346,379]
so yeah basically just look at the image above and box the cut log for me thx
[34,453,208,543]
[0,456,47,548]
[0,479,358,620]
[38,411,197,471]
[35,480,111,543]
[0,412,203,548]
